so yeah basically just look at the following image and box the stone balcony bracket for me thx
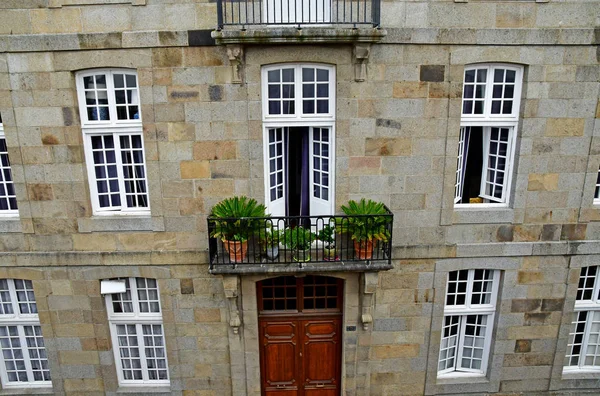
[213,27,386,83]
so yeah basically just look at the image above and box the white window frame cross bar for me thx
[438,269,500,378]
[594,168,600,205]
[0,119,18,217]
[76,69,150,216]
[564,266,600,372]
[0,279,51,389]
[105,277,169,386]
[455,64,523,208]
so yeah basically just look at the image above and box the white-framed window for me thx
[105,277,169,386]
[261,64,336,218]
[262,64,335,120]
[75,69,150,216]
[0,114,18,217]
[438,269,500,377]
[454,64,523,207]
[0,279,51,389]
[564,266,600,372]
[594,169,600,205]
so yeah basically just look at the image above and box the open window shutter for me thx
[480,127,511,203]
[267,128,286,216]
[454,127,470,204]
[309,127,332,217]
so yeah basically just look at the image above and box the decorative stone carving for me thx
[226,45,245,84]
[353,43,372,82]
[222,275,242,334]
[360,272,378,331]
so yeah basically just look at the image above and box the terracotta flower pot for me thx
[354,240,374,260]
[223,240,248,263]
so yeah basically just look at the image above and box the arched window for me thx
[75,69,149,215]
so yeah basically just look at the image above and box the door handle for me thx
[299,352,302,357]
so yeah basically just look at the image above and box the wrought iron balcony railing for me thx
[208,209,393,272]
[216,0,381,28]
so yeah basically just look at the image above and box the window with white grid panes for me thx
[438,269,500,377]
[311,127,330,201]
[454,64,522,207]
[0,115,18,216]
[0,279,51,389]
[106,278,168,385]
[564,266,600,372]
[261,64,336,217]
[594,169,600,204]
[263,64,334,119]
[76,69,149,215]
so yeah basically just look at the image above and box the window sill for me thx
[436,373,488,385]
[562,369,600,380]
[116,386,171,394]
[0,217,22,233]
[452,207,514,224]
[77,216,165,233]
[0,388,53,395]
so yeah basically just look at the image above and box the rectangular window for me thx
[76,69,149,215]
[594,169,600,204]
[565,266,600,371]
[0,114,18,216]
[455,64,522,207]
[438,269,499,377]
[0,279,51,389]
[105,278,169,386]
[264,64,334,119]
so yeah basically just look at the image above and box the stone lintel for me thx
[211,27,387,46]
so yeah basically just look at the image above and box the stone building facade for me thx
[0,0,598,395]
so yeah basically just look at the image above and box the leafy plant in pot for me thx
[337,199,390,260]
[210,196,268,263]
[260,225,281,261]
[317,224,338,261]
[282,226,315,263]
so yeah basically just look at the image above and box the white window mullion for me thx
[106,71,117,123]
[455,315,467,371]
[579,312,594,368]
[136,323,150,382]
[114,136,127,212]
[16,326,35,383]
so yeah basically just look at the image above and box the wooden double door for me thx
[258,276,343,396]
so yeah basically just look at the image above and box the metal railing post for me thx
[217,0,224,28]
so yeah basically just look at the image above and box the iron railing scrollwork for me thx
[208,208,393,270]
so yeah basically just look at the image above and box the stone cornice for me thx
[0,28,595,53]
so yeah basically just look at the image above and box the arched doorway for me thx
[257,275,343,395]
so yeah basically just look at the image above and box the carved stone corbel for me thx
[360,272,378,331]
[353,43,372,82]
[222,275,242,334]
[226,44,245,84]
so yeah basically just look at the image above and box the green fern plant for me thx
[282,226,315,251]
[336,199,391,242]
[210,196,268,242]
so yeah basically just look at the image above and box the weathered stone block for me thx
[181,161,210,179]
[545,118,585,137]
[560,224,587,240]
[365,138,411,156]
[527,173,559,191]
[511,299,541,312]
[419,65,445,82]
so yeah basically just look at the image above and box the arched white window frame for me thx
[454,63,523,208]
[261,64,336,217]
[0,279,51,389]
[75,69,150,216]
[104,277,169,387]
[0,117,18,217]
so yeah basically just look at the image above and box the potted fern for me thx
[317,223,338,261]
[260,225,281,260]
[337,199,390,260]
[210,196,267,263]
[282,226,315,263]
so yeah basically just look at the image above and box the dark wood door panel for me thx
[302,319,340,388]
[261,321,299,393]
